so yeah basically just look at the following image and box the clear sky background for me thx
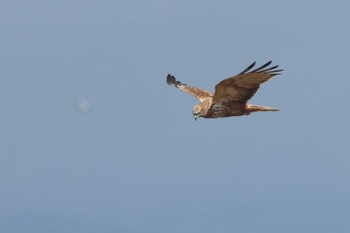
[1,0,349,232]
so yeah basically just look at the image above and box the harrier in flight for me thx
[166,61,282,120]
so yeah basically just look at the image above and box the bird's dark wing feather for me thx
[166,74,213,102]
[212,61,282,104]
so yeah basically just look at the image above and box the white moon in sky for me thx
[77,98,91,113]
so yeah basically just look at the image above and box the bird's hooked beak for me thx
[193,114,199,121]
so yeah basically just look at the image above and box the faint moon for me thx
[77,98,91,113]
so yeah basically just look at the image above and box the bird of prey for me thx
[166,61,282,120]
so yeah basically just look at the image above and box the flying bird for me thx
[166,61,282,120]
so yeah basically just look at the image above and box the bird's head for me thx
[192,104,202,120]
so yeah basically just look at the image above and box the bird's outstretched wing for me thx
[212,61,282,104]
[166,74,213,102]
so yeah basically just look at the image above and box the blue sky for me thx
[1,0,349,232]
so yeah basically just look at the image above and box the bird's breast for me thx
[205,102,247,118]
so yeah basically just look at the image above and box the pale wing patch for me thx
[166,74,213,102]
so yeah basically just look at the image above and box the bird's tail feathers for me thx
[247,104,279,112]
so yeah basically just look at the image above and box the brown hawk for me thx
[166,61,282,120]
